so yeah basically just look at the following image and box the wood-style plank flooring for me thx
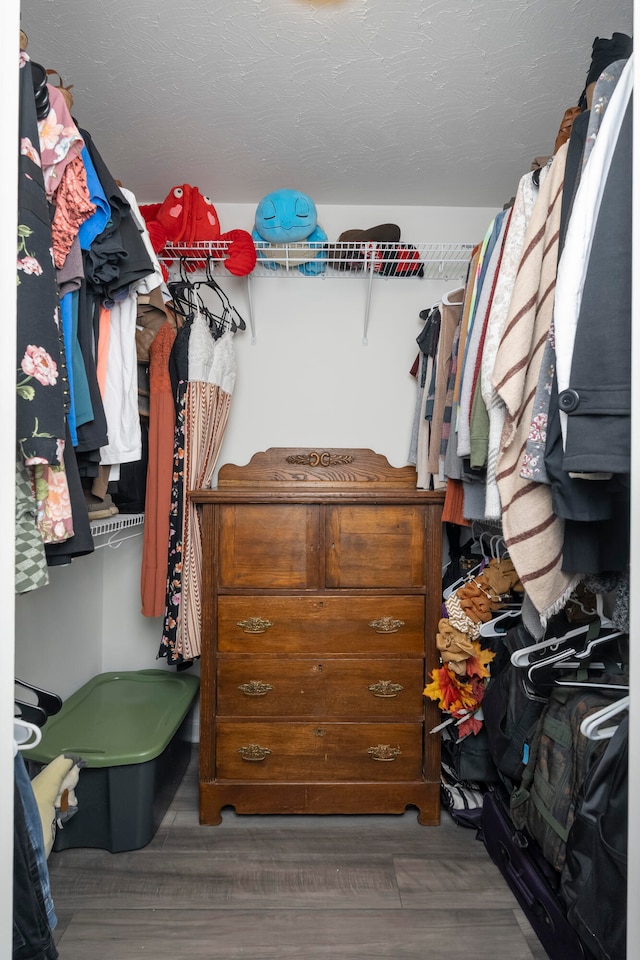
[49,751,548,959]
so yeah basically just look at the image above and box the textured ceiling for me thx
[20,0,632,207]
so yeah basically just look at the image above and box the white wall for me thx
[14,533,173,700]
[14,201,498,699]
[210,202,497,477]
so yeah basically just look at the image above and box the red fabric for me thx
[441,479,470,526]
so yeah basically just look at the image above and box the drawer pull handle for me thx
[368,681,404,698]
[369,617,405,634]
[367,744,402,762]
[239,681,273,697]
[238,744,272,762]
[237,617,273,634]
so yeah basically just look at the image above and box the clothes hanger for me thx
[442,526,487,600]
[30,61,50,120]
[579,695,630,741]
[510,620,613,668]
[573,628,627,662]
[15,700,48,727]
[442,527,513,602]
[169,269,230,338]
[198,260,247,333]
[192,278,235,337]
[15,678,63,718]
[555,679,629,690]
[442,561,484,600]
[525,628,625,683]
[168,267,198,323]
[14,718,43,750]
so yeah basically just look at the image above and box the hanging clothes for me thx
[16,54,67,468]
[159,309,237,664]
[13,768,58,960]
[481,167,546,518]
[409,305,441,490]
[427,287,464,484]
[553,57,633,466]
[459,208,511,467]
[158,321,190,661]
[140,320,178,617]
[15,459,49,594]
[491,140,577,623]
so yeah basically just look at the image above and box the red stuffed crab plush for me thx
[140,184,256,278]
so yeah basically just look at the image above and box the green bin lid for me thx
[28,669,200,768]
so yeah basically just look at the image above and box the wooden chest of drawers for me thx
[191,448,444,824]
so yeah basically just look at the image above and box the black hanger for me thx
[169,260,246,339]
[15,700,49,728]
[168,267,198,324]
[30,61,50,120]
[198,259,246,334]
[15,678,63,719]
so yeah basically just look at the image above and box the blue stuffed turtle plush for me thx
[252,189,327,274]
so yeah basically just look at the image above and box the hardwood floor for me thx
[48,751,548,959]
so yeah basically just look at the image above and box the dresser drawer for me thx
[326,504,426,588]
[218,504,321,589]
[217,595,425,655]
[217,658,425,719]
[216,722,424,781]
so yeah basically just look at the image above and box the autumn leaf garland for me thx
[423,557,521,736]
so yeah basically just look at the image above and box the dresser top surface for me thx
[190,448,445,502]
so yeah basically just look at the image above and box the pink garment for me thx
[37,85,84,198]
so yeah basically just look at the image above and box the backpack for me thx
[482,622,548,783]
[510,686,620,873]
[561,711,628,960]
[441,723,499,784]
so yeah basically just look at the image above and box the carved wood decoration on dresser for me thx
[191,448,445,824]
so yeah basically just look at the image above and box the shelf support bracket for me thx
[362,249,376,346]
[246,275,257,345]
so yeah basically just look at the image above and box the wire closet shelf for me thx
[90,513,144,539]
[161,240,474,280]
[159,240,474,344]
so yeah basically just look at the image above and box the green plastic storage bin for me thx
[29,669,200,852]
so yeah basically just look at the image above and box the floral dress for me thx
[16,54,71,590]
[17,53,67,466]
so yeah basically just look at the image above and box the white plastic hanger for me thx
[510,623,591,667]
[574,628,625,661]
[442,560,483,600]
[556,679,629,690]
[525,628,625,681]
[14,718,42,750]
[580,695,630,741]
[510,619,615,668]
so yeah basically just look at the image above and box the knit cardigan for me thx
[492,141,580,623]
